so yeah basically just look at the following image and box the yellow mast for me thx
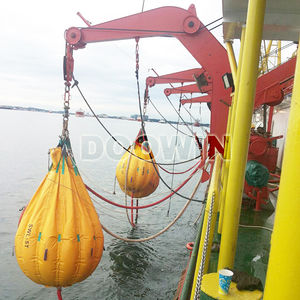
[217,0,266,270]
[259,40,282,74]
[264,36,300,300]
[218,28,245,234]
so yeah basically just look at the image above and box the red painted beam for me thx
[181,95,211,105]
[164,83,212,95]
[254,56,296,109]
[152,56,295,109]
[65,5,231,139]
[146,68,203,87]
[164,83,201,96]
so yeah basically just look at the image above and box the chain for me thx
[135,37,148,119]
[194,191,216,300]
[135,37,147,132]
[135,37,139,80]
[143,85,149,117]
[62,83,71,139]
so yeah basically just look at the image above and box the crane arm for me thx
[164,83,212,96]
[153,56,296,108]
[254,56,296,109]
[181,95,211,105]
[146,68,203,87]
[66,5,200,47]
[64,5,231,139]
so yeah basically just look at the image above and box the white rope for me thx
[80,166,171,199]
[193,201,206,225]
[239,224,273,232]
[101,170,202,243]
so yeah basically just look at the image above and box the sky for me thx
[0,0,225,123]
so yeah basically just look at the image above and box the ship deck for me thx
[208,194,276,287]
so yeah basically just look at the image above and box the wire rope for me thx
[261,42,295,60]
[86,162,205,208]
[72,77,201,166]
[80,167,172,200]
[78,17,223,36]
[71,16,223,201]
[148,97,193,137]
[158,159,199,175]
[149,68,207,138]
[167,95,182,215]
[100,172,203,243]
[92,191,172,218]
[92,194,180,223]
[165,95,194,135]
[124,144,134,225]
[135,55,207,203]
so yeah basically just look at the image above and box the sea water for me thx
[0,110,206,300]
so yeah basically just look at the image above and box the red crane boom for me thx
[64,5,231,139]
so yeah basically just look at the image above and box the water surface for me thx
[0,110,206,299]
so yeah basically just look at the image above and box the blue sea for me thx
[0,110,206,299]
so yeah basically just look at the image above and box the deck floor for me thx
[208,195,276,287]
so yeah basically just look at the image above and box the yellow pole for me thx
[220,41,237,170]
[264,35,300,300]
[261,40,273,73]
[217,42,236,219]
[229,27,246,139]
[218,27,246,234]
[190,155,222,299]
[277,40,281,65]
[225,41,237,84]
[218,105,231,214]
[217,0,266,270]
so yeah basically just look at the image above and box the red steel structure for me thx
[63,4,295,185]
[64,5,231,140]
[181,96,211,105]
[146,68,212,96]
[63,4,297,213]
[146,68,212,105]
[146,56,296,109]
[146,68,203,87]
[142,47,296,212]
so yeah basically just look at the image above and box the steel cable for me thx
[100,172,203,243]
[72,77,201,166]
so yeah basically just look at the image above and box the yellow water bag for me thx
[116,138,160,198]
[15,147,104,287]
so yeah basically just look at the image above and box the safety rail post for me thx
[190,154,222,299]
[264,35,300,300]
[218,27,246,234]
[218,0,266,270]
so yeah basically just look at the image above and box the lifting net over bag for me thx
[15,141,104,287]
[116,129,160,198]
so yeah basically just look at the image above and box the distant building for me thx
[130,114,148,121]
[98,113,108,118]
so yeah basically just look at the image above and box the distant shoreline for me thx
[0,105,209,127]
